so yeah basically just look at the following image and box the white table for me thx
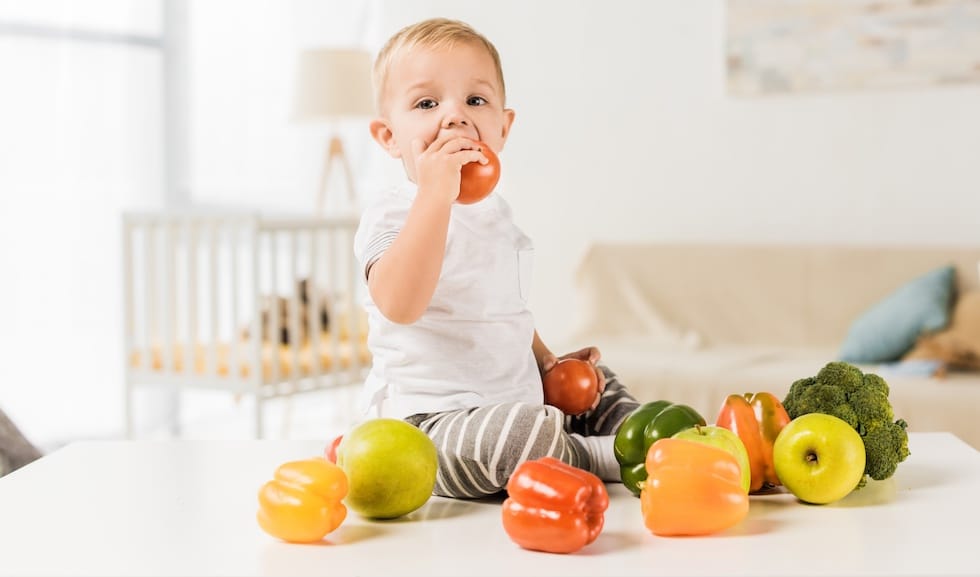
[0,432,977,577]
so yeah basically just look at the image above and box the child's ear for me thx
[498,108,516,150]
[369,118,401,159]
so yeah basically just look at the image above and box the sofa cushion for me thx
[574,244,980,348]
[839,265,956,363]
[904,290,980,370]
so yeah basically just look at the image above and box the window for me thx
[0,0,164,446]
[0,0,384,445]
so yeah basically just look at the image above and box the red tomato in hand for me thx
[458,141,500,204]
[324,434,343,464]
[542,359,599,416]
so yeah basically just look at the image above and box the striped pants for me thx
[404,366,640,498]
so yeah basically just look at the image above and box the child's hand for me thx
[411,136,489,203]
[542,347,606,411]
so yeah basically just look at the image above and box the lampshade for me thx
[292,48,375,120]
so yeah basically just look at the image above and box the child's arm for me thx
[368,137,488,324]
[367,191,452,324]
[532,330,557,374]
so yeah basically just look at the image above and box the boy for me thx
[354,17,640,498]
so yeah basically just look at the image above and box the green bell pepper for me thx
[613,400,707,496]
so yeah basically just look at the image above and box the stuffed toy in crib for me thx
[243,278,331,345]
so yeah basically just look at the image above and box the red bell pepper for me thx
[716,392,791,493]
[501,457,609,554]
[324,434,343,464]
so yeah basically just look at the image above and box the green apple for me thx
[773,413,866,505]
[673,424,751,493]
[336,418,438,519]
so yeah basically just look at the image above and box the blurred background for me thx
[1,0,979,455]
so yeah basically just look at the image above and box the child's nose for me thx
[440,103,471,129]
[441,114,470,129]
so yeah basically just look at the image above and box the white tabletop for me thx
[0,432,977,577]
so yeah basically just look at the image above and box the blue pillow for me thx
[839,265,956,363]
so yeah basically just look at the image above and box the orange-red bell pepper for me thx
[716,392,791,493]
[501,457,609,554]
[324,434,343,464]
[640,438,749,536]
[257,457,348,543]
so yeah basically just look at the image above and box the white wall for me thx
[186,0,386,213]
[9,0,978,447]
[378,0,980,347]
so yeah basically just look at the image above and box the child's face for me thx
[370,41,515,183]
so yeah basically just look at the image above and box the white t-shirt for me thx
[353,181,543,420]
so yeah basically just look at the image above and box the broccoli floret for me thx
[794,384,846,417]
[849,387,894,432]
[827,404,860,431]
[862,419,910,481]
[783,376,816,416]
[782,361,910,484]
[787,382,860,429]
[862,373,890,398]
[815,361,865,395]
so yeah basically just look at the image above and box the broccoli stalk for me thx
[783,361,910,484]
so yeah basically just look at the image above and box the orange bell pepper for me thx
[715,392,791,493]
[257,457,348,543]
[640,438,749,536]
[501,457,609,554]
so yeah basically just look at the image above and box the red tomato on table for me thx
[458,141,500,204]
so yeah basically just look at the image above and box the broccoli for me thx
[782,376,815,415]
[862,419,910,480]
[782,361,910,483]
[862,372,890,398]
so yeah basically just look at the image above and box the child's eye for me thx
[467,96,487,106]
[416,99,437,110]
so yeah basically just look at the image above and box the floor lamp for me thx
[293,48,375,216]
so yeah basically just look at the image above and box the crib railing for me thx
[122,211,367,438]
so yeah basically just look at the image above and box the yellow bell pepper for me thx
[257,457,348,543]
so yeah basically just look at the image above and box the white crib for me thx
[121,211,369,438]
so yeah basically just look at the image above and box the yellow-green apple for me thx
[672,424,751,493]
[773,413,866,505]
[336,418,438,519]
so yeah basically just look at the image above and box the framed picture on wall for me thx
[726,0,980,95]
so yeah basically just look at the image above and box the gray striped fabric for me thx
[406,367,639,498]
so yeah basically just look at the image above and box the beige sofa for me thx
[572,243,980,450]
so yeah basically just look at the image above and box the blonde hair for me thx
[373,18,506,112]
